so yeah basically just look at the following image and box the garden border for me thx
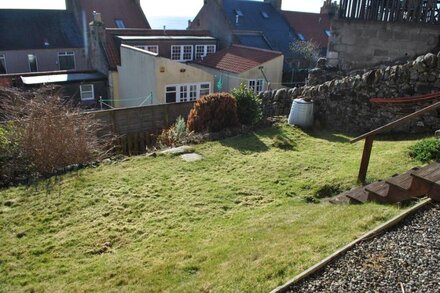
[270,198,433,293]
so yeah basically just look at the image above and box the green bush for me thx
[187,93,239,133]
[231,84,262,125]
[409,137,440,163]
[157,116,188,147]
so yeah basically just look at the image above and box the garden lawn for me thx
[0,123,426,292]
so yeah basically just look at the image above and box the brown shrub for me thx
[2,93,111,176]
[187,93,239,133]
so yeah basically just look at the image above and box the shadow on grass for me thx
[220,132,270,154]
[303,129,351,143]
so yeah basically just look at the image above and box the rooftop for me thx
[0,9,83,50]
[77,0,150,29]
[104,29,213,70]
[194,44,282,74]
[282,11,331,48]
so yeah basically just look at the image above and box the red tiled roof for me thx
[195,45,282,74]
[78,0,150,29]
[282,11,330,48]
[104,29,213,70]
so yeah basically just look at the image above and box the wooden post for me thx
[358,135,375,184]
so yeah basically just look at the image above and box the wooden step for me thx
[429,182,440,201]
[386,167,420,191]
[411,162,440,184]
[365,180,390,198]
[343,186,370,204]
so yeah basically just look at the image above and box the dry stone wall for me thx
[260,52,440,134]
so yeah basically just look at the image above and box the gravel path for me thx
[288,202,440,293]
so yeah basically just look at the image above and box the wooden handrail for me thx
[351,100,440,183]
[351,101,440,144]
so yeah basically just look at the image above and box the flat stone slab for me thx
[181,153,203,162]
[159,145,194,156]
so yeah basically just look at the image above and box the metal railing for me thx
[339,0,440,24]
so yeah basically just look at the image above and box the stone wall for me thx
[327,19,440,70]
[260,52,440,134]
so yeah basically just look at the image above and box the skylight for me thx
[296,33,305,41]
[261,11,269,18]
[325,29,332,37]
[235,9,243,16]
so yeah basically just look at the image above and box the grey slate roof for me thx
[222,0,298,62]
[0,9,84,51]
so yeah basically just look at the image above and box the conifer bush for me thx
[231,83,262,125]
[187,93,239,132]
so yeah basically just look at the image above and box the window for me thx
[58,52,75,70]
[135,45,159,54]
[80,84,94,101]
[0,54,6,74]
[115,19,126,28]
[248,79,264,93]
[171,45,193,62]
[200,83,210,96]
[166,86,177,103]
[165,82,211,103]
[195,45,216,59]
[28,54,38,72]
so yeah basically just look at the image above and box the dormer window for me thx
[115,19,126,28]
[261,11,269,18]
[235,9,243,16]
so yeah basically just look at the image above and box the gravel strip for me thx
[288,202,440,293]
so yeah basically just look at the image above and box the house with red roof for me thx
[193,45,284,93]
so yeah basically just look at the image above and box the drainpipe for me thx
[259,66,271,90]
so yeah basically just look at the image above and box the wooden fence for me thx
[339,0,440,23]
[90,101,195,155]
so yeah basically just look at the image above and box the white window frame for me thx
[248,79,265,94]
[135,45,159,54]
[58,51,76,70]
[164,82,211,103]
[170,45,193,62]
[0,54,6,74]
[27,53,38,72]
[195,45,216,60]
[80,84,95,101]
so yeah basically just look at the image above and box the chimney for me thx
[89,11,107,74]
[321,0,338,18]
[264,0,282,10]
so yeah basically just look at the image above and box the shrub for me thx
[409,137,440,163]
[157,116,188,147]
[231,83,262,125]
[187,93,239,133]
[2,94,110,177]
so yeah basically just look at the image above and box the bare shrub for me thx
[2,92,111,176]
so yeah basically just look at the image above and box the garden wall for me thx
[260,52,440,134]
[90,101,194,154]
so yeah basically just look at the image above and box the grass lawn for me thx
[0,123,426,292]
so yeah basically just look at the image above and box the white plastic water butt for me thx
[288,98,314,128]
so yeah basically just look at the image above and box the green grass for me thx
[0,123,425,292]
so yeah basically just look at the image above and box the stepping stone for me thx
[181,153,203,162]
[159,145,194,156]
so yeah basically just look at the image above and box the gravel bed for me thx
[287,202,440,293]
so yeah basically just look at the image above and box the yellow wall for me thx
[155,58,214,104]
[192,55,284,93]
